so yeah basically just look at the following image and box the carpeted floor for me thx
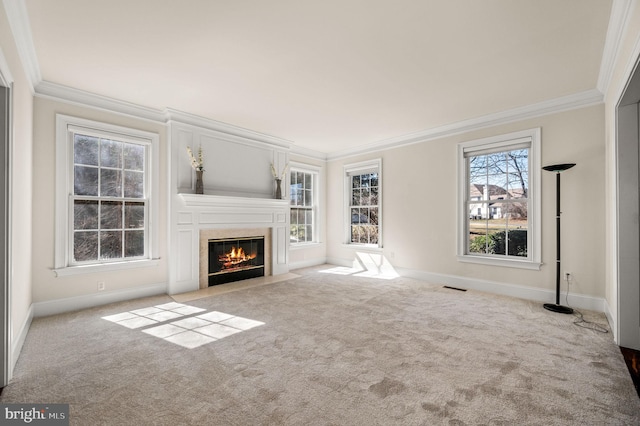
[1,265,638,425]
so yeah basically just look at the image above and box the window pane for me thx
[100,169,122,197]
[351,208,360,225]
[125,230,145,257]
[352,175,360,188]
[352,189,361,206]
[296,172,304,188]
[290,209,299,226]
[101,201,122,230]
[368,225,379,245]
[370,188,379,205]
[100,139,122,168]
[369,207,379,226]
[124,143,145,171]
[100,231,122,259]
[74,231,98,261]
[469,225,489,254]
[74,166,99,196]
[304,173,312,190]
[305,210,313,225]
[124,170,144,198]
[125,202,145,229]
[74,200,98,230]
[305,225,313,242]
[361,174,370,188]
[351,225,361,243]
[370,173,378,188]
[74,135,99,166]
[359,188,368,205]
[304,189,312,206]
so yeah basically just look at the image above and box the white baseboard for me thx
[289,257,328,271]
[396,267,605,312]
[324,257,606,312]
[33,282,167,318]
[11,303,34,379]
[604,299,617,341]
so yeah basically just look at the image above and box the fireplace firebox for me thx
[208,236,265,286]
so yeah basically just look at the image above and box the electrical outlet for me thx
[97,281,106,291]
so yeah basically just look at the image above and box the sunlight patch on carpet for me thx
[320,252,399,279]
[102,302,264,349]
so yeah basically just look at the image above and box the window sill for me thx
[290,242,324,250]
[53,258,161,277]
[457,255,541,270]
[341,243,383,252]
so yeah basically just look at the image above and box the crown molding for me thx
[326,89,604,161]
[165,108,291,150]
[0,47,13,86]
[35,80,167,122]
[35,81,294,151]
[2,0,40,92]
[598,0,635,94]
[289,143,327,161]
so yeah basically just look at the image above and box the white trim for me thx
[166,108,291,150]
[33,282,167,318]
[343,158,382,247]
[288,257,328,271]
[327,90,602,161]
[2,0,40,92]
[37,81,166,123]
[290,162,321,245]
[11,303,31,373]
[54,114,160,273]
[457,128,541,270]
[604,298,616,339]
[598,0,635,94]
[457,255,542,270]
[53,258,161,278]
[396,267,606,313]
[0,47,13,87]
[290,143,327,161]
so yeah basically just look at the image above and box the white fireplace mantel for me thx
[168,120,291,295]
[168,192,290,295]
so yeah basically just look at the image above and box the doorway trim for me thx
[0,47,13,386]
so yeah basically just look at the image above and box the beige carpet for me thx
[2,265,638,425]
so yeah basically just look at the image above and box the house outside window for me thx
[458,129,541,269]
[55,115,159,275]
[290,167,318,244]
[345,159,382,247]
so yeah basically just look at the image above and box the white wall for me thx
[0,1,34,373]
[327,105,606,303]
[31,97,169,304]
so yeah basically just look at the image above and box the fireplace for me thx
[208,236,265,286]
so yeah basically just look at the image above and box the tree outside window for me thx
[467,148,529,257]
[290,170,315,244]
[72,134,147,263]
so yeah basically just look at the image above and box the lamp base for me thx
[543,303,574,314]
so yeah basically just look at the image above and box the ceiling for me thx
[22,0,613,155]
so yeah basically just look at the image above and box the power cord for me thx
[564,276,609,334]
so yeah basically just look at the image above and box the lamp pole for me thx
[542,163,575,314]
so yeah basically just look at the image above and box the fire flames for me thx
[219,246,256,269]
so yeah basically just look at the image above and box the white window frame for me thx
[54,115,160,276]
[289,162,320,246]
[344,158,382,249]
[457,128,541,270]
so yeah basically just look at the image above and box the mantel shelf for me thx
[178,193,290,208]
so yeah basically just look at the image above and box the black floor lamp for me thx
[542,163,575,314]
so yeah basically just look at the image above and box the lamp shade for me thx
[542,163,576,172]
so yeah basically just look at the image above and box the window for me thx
[290,166,318,244]
[345,159,382,247]
[458,129,540,269]
[55,115,159,275]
